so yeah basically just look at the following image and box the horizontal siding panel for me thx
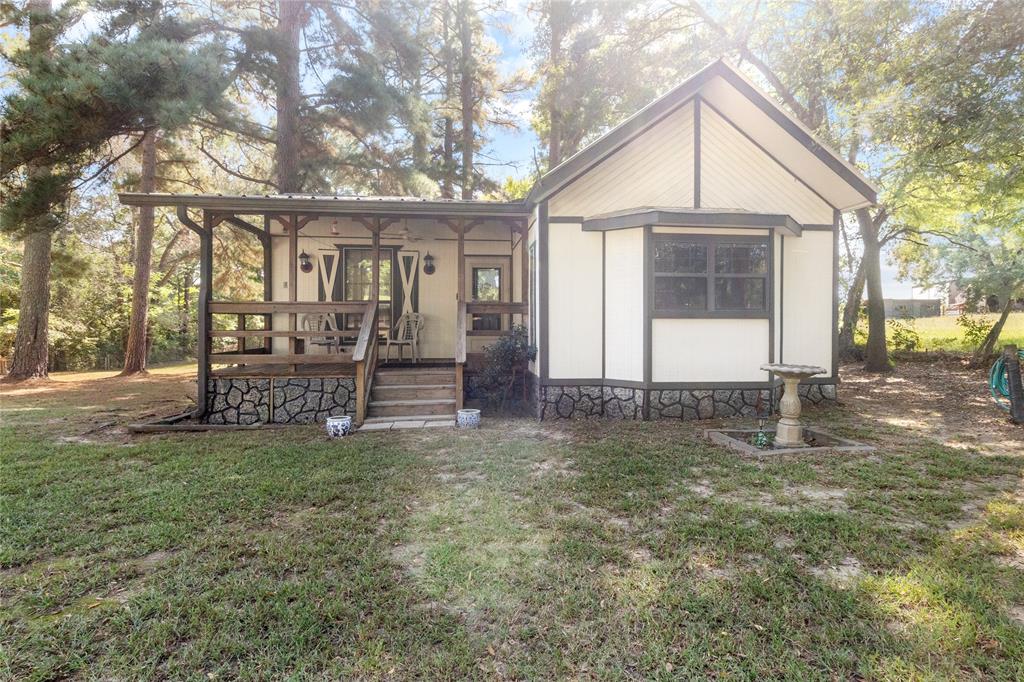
[551,102,694,217]
[701,105,833,224]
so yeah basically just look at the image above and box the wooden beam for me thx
[209,301,367,314]
[197,210,213,417]
[263,214,272,353]
[457,219,465,303]
[210,353,354,365]
[210,329,359,339]
[370,221,381,302]
[175,205,204,235]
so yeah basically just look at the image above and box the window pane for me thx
[714,277,765,310]
[344,249,391,300]
[655,276,707,310]
[655,239,707,273]
[715,243,768,274]
[473,267,501,301]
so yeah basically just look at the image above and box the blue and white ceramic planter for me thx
[325,415,352,438]
[456,408,481,429]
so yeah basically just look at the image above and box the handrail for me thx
[464,301,528,315]
[352,300,378,363]
[353,300,379,425]
[209,301,367,314]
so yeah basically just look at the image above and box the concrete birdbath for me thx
[760,363,826,447]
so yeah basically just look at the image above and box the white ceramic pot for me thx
[326,415,353,438]
[456,408,481,429]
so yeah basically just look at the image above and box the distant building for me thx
[884,298,942,318]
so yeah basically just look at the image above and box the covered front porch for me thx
[119,193,532,425]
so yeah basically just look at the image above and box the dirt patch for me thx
[1007,605,1024,626]
[529,458,578,478]
[134,550,178,573]
[839,360,1024,457]
[808,556,863,588]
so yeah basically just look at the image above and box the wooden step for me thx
[371,384,455,401]
[374,370,455,386]
[366,398,455,417]
[363,414,454,424]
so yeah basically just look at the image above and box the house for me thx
[120,60,877,425]
[883,298,942,319]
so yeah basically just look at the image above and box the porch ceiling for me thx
[118,192,531,218]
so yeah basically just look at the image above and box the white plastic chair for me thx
[385,312,425,363]
[301,313,339,354]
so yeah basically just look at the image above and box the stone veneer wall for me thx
[206,377,356,425]
[537,382,836,420]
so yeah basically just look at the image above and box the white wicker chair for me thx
[385,312,425,363]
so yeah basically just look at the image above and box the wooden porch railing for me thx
[352,300,380,426]
[455,301,528,411]
[207,301,367,364]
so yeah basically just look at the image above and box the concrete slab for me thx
[392,420,426,429]
[704,428,874,456]
[424,420,455,428]
[358,422,393,432]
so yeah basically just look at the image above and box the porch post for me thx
[198,210,213,417]
[263,214,272,354]
[519,220,529,329]
[288,213,298,372]
[456,219,465,302]
[370,218,381,302]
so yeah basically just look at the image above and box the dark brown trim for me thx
[548,215,585,224]
[768,231,775,363]
[832,209,841,381]
[601,231,606,381]
[779,234,785,364]
[801,224,835,231]
[541,378,646,389]
[643,226,653,419]
[541,378,796,390]
[716,67,877,204]
[584,209,802,236]
[539,201,549,381]
[694,95,701,209]
[263,214,273,354]
[699,98,840,213]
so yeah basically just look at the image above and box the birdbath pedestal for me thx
[760,363,827,447]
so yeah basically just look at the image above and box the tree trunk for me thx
[275,0,303,193]
[856,208,891,372]
[4,0,53,383]
[971,294,1013,367]
[5,229,52,382]
[441,1,455,199]
[458,0,474,200]
[120,129,159,375]
[837,255,866,361]
[547,1,565,168]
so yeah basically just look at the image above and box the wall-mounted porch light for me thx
[298,251,313,273]
[423,252,436,275]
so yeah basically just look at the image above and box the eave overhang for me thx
[118,192,531,218]
[582,209,805,237]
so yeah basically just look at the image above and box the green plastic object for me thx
[990,349,1024,411]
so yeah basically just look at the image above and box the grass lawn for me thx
[2,363,1023,680]
[875,312,1024,352]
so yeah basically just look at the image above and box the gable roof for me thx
[527,60,877,211]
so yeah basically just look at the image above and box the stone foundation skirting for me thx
[538,382,836,421]
[206,377,356,425]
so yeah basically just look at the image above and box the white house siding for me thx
[269,217,515,359]
[782,230,834,377]
[700,103,834,225]
[549,101,694,218]
[546,221,604,378]
[652,318,770,382]
[604,228,644,382]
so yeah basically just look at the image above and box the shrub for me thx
[475,325,537,410]
[956,313,992,349]
[887,318,920,352]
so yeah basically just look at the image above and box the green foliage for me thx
[475,325,537,410]
[956,313,994,350]
[886,319,920,353]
